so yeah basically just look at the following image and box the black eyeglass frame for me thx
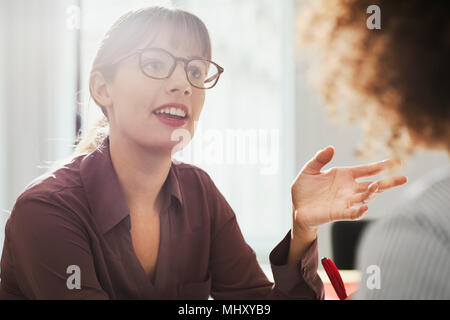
[111,47,224,90]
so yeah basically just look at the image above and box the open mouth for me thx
[152,106,188,120]
[152,105,189,127]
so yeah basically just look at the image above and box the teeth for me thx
[155,107,186,117]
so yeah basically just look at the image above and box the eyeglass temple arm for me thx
[204,66,224,83]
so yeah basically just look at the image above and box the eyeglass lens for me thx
[140,49,220,89]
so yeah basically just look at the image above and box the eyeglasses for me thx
[112,47,224,89]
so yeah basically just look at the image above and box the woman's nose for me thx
[166,62,192,96]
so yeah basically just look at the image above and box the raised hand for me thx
[291,146,407,231]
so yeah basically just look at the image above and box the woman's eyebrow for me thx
[187,55,205,60]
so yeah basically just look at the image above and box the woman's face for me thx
[103,27,207,154]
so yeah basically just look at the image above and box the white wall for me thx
[0,0,7,227]
[0,0,78,258]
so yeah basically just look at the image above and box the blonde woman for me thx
[0,6,406,299]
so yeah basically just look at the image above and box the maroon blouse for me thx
[0,136,324,300]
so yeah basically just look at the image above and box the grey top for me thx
[355,165,450,299]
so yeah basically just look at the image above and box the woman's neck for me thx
[109,134,172,216]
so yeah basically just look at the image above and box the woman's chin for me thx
[137,137,186,154]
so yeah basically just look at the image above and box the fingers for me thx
[340,205,369,221]
[303,146,335,174]
[340,175,407,221]
[348,190,376,207]
[374,176,408,192]
[354,175,407,194]
[350,159,402,179]
[354,181,374,193]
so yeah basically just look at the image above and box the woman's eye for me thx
[188,67,204,79]
[143,60,165,71]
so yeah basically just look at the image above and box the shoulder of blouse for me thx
[14,154,86,209]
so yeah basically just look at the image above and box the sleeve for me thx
[7,197,109,299]
[355,215,450,299]
[204,174,324,300]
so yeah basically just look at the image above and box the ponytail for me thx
[25,103,109,190]
[72,111,109,157]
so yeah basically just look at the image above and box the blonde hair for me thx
[72,6,212,157]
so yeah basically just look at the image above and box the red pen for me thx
[321,257,348,300]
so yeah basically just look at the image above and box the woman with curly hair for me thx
[299,0,450,299]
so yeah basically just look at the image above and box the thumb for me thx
[303,146,335,174]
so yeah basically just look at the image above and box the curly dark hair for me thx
[297,0,450,158]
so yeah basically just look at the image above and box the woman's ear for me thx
[89,71,113,113]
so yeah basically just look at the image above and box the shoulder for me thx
[355,169,450,298]
[356,213,450,299]
[364,167,450,246]
[396,168,450,242]
[18,155,85,202]
[10,155,88,229]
